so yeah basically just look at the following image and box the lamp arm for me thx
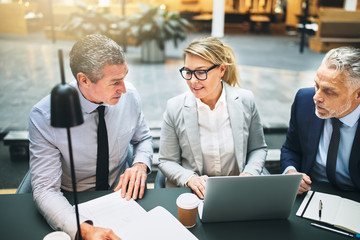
[67,127,82,240]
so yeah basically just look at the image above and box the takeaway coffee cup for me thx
[43,231,71,240]
[176,193,200,228]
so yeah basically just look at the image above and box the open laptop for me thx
[198,174,302,222]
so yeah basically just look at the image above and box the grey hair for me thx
[322,46,360,88]
[69,34,125,83]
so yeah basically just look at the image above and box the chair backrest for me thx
[16,170,32,194]
[154,170,166,188]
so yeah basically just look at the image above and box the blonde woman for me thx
[158,37,267,199]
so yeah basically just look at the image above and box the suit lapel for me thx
[224,84,244,168]
[183,92,204,174]
[307,104,324,165]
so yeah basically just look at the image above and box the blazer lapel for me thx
[349,118,360,189]
[183,92,204,174]
[224,84,244,168]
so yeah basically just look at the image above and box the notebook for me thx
[296,191,360,233]
[198,174,302,222]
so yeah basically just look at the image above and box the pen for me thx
[311,223,360,238]
[319,200,322,220]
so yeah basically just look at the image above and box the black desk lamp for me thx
[51,49,84,240]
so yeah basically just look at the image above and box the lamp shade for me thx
[51,83,84,128]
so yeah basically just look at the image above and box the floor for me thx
[0,27,326,190]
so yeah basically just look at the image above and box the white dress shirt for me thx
[196,86,239,176]
[29,81,153,239]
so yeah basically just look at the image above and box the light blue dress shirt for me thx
[29,81,153,239]
[311,104,360,190]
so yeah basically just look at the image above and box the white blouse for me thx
[196,86,239,176]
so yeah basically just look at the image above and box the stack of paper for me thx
[78,191,198,240]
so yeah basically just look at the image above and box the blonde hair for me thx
[183,37,240,87]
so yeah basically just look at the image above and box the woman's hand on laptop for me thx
[286,169,312,195]
[187,175,208,199]
[240,172,252,176]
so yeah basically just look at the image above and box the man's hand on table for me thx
[79,222,121,240]
[114,162,148,200]
[286,169,312,195]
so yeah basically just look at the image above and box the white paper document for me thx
[122,206,198,240]
[78,191,198,240]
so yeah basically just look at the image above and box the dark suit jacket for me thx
[280,87,360,190]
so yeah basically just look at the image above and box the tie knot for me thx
[97,106,105,116]
[331,118,342,129]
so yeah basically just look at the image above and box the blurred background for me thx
[0,0,359,192]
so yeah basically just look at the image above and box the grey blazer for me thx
[158,82,267,187]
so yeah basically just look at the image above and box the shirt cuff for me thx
[65,213,92,240]
[282,166,297,175]
[184,173,198,187]
[133,153,152,174]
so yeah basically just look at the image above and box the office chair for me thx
[16,170,32,194]
[154,169,166,188]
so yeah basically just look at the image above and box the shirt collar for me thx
[196,82,226,111]
[339,103,360,127]
[70,80,108,114]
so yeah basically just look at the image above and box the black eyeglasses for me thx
[179,65,219,81]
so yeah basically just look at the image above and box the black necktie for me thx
[96,106,109,190]
[326,118,342,187]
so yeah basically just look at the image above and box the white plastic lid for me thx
[176,193,200,209]
[43,231,71,240]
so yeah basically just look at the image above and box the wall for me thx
[0,3,36,35]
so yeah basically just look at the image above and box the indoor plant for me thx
[45,0,126,44]
[127,3,194,62]
[59,1,116,40]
